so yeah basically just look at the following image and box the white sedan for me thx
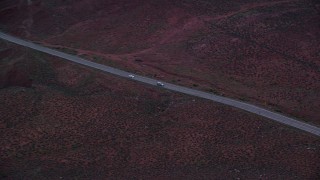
[156,82,164,86]
[128,75,135,78]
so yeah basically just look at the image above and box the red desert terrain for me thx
[0,0,319,124]
[0,39,319,179]
[0,0,319,179]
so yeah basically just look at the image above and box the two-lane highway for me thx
[1,32,319,137]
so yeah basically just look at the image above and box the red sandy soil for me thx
[0,38,320,179]
[0,0,319,123]
[1,38,320,178]
[1,0,319,124]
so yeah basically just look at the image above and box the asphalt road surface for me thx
[1,32,319,137]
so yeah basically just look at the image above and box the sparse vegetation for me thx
[208,88,218,94]
[0,0,319,179]
[57,47,78,55]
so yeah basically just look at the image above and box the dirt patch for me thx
[0,65,32,88]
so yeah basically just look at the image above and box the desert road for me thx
[1,32,319,137]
